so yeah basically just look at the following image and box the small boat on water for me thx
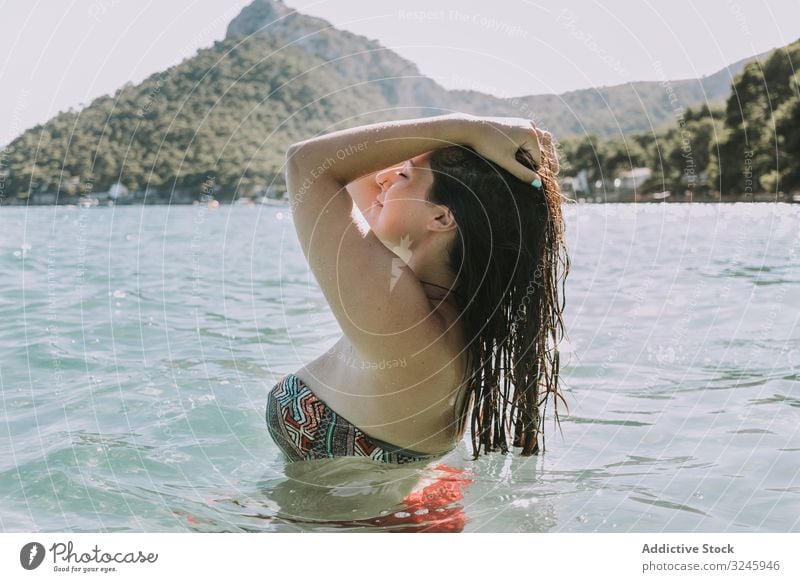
[78,196,99,208]
[259,195,288,206]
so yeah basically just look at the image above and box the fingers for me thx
[514,120,560,187]
[478,117,555,187]
[525,166,543,187]
[512,153,542,186]
[515,120,543,186]
[513,143,541,185]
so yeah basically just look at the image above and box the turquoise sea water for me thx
[0,203,798,532]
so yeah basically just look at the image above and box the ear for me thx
[429,205,457,232]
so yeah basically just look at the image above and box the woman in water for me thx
[266,112,569,465]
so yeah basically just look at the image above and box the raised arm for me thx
[282,113,548,374]
[285,113,471,196]
[285,113,545,196]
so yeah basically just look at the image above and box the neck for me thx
[407,246,458,305]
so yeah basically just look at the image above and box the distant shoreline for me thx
[2,195,797,208]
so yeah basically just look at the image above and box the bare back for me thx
[295,303,468,454]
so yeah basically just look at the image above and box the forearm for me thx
[285,113,474,187]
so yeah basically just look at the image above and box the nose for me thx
[375,165,402,190]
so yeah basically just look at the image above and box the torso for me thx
[294,300,469,455]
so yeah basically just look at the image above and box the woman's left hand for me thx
[462,116,553,184]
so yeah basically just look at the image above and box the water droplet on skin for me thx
[394,511,411,518]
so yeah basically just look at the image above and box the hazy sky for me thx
[2,0,799,146]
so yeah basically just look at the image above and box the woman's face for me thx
[366,151,437,249]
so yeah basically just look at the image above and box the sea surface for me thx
[1,202,798,532]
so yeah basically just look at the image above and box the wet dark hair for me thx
[425,143,570,459]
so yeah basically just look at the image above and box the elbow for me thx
[284,143,299,173]
[284,143,301,186]
[285,138,317,170]
[285,141,300,160]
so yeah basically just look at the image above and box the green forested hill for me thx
[447,51,767,137]
[2,33,391,202]
[557,37,800,200]
[717,40,800,195]
[0,0,793,203]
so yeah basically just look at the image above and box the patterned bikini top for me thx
[266,373,454,464]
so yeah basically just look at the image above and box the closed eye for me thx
[397,171,408,178]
